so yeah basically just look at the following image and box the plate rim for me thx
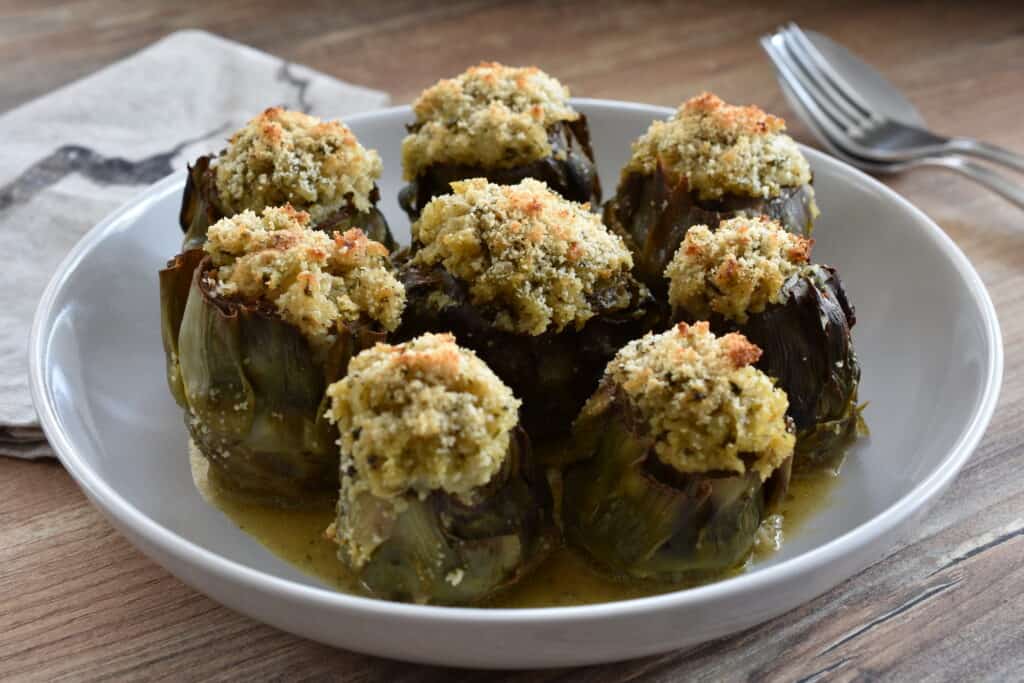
[28,99,1003,627]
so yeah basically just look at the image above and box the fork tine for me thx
[764,31,857,134]
[760,33,863,157]
[784,23,878,121]
[779,25,866,130]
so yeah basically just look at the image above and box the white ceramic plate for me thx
[29,101,1002,668]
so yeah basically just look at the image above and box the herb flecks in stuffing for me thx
[402,62,580,179]
[216,107,382,221]
[412,178,634,335]
[328,333,519,498]
[602,322,794,480]
[624,92,812,200]
[205,205,404,349]
[665,215,812,323]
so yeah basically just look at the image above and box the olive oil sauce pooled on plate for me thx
[190,445,840,607]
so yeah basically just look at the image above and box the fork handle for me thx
[924,156,1024,209]
[946,138,1024,175]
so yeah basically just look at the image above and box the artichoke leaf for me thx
[353,427,554,605]
[176,259,360,502]
[399,117,601,222]
[564,417,692,570]
[313,189,397,252]
[764,454,793,511]
[178,269,256,441]
[794,404,868,468]
[690,472,765,572]
[702,264,863,464]
[310,320,388,466]
[180,156,222,251]
[604,166,817,293]
[356,497,455,603]
[563,386,784,581]
[159,249,206,407]
[395,263,656,439]
[435,430,539,540]
[178,155,396,251]
[357,507,546,605]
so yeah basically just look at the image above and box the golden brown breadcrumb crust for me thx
[401,62,580,180]
[215,107,382,222]
[204,205,404,349]
[411,178,635,335]
[326,332,520,500]
[623,92,812,200]
[665,215,812,322]
[324,333,521,565]
[601,322,793,480]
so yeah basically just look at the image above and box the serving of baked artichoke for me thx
[398,62,600,221]
[160,206,404,504]
[395,177,654,438]
[604,93,818,294]
[563,323,794,580]
[159,79,868,606]
[665,215,864,463]
[179,107,395,251]
[324,333,554,605]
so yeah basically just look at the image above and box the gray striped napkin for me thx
[0,30,389,458]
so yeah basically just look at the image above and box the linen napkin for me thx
[0,30,390,459]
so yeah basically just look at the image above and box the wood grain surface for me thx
[3,0,1024,680]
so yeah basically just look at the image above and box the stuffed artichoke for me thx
[180,107,395,251]
[324,333,553,605]
[160,205,405,505]
[604,93,818,294]
[563,323,794,581]
[665,216,864,464]
[398,62,600,222]
[395,178,654,438]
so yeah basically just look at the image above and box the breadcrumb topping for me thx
[412,178,635,335]
[665,216,812,323]
[204,206,404,349]
[327,333,520,504]
[402,62,580,180]
[623,92,812,200]
[215,107,382,222]
[603,322,793,480]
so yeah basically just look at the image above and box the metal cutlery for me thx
[761,23,1024,209]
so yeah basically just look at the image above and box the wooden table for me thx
[3,1,1023,679]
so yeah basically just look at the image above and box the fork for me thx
[773,23,1024,173]
[761,26,1024,209]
